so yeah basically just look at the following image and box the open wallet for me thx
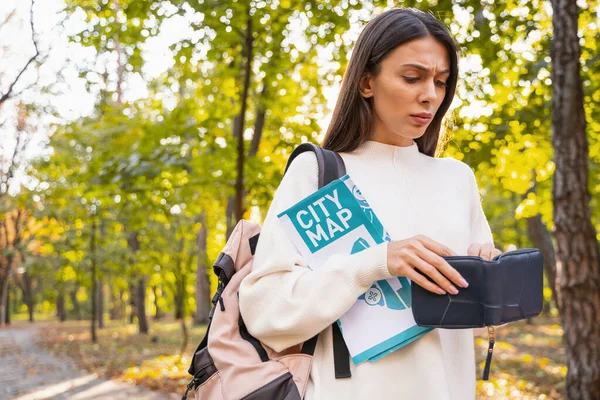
[410,248,544,380]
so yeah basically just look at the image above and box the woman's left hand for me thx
[468,242,502,261]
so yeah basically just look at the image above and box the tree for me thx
[550,0,600,398]
[0,0,40,106]
[0,105,34,325]
[185,0,387,237]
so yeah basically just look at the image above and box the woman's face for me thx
[359,35,450,147]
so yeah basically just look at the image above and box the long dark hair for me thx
[322,8,459,156]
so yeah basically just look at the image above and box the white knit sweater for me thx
[239,140,494,400]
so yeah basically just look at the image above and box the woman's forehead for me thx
[383,37,450,71]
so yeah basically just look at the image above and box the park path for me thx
[0,323,179,400]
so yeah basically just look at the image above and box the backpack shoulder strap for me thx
[284,143,346,186]
[286,143,352,379]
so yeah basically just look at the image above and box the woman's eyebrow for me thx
[400,63,451,75]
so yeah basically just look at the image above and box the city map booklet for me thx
[277,175,432,365]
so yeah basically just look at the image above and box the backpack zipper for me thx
[181,369,208,400]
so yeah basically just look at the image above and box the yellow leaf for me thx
[539,357,551,368]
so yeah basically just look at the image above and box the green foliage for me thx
[17,0,600,336]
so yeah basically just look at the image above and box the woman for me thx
[239,8,501,400]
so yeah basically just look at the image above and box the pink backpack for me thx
[184,144,350,400]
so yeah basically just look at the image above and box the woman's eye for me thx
[436,80,447,87]
[403,77,419,83]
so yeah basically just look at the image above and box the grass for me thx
[32,315,565,399]
[36,318,206,396]
[474,317,566,399]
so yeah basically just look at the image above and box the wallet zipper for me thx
[482,325,495,380]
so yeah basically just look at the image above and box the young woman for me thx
[239,8,501,400]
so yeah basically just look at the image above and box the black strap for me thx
[239,313,270,362]
[301,335,318,355]
[300,325,351,379]
[285,143,351,379]
[482,326,495,380]
[332,322,352,378]
[249,233,260,256]
[284,143,346,187]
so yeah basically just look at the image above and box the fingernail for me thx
[449,285,459,295]
[459,278,469,288]
[437,287,446,295]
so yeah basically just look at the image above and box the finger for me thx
[417,235,457,256]
[404,268,447,295]
[407,251,459,294]
[413,246,468,289]
[491,249,502,260]
[481,243,495,261]
[468,243,482,257]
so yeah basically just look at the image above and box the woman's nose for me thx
[419,80,439,104]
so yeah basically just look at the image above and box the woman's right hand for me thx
[386,235,469,295]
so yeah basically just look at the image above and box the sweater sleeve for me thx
[238,152,393,352]
[467,167,494,246]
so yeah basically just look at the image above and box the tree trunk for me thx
[136,277,148,334]
[174,238,186,321]
[116,289,127,319]
[129,281,136,324]
[57,291,66,322]
[70,289,81,320]
[152,285,163,320]
[248,87,267,158]
[98,218,106,328]
[180,317,189,356]
[0,273,8,326]
[118,288,125,320]
[174,290,183,320]
[5,281,10,325]
[225,197,235,240]
[226,115,243,239]
[11,283,19,315]
[127,231,147,334]
[233,8,254,227]
[550,0,600,397]
[109,284,119,320]
[21,271,34,322]
[194,212,210,326]
[90,218,98,343]
[97,279,104,329]
[112,0,124,106]
[526,214,559,312]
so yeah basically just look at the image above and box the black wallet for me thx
[410,248,544,380]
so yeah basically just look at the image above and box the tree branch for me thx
[0,0,39,106]
[1,116,26,197]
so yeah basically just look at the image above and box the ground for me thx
[0,321,178,400]
[474,317,566,399]
[0,315,566,399]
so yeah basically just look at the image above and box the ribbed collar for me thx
[350,139,423,167]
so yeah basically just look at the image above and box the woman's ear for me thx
[359,74,374,98]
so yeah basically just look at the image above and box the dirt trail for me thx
[0,324,178,400]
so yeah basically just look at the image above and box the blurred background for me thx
[0,0,598,399]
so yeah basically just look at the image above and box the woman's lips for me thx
[410,115,432,125]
